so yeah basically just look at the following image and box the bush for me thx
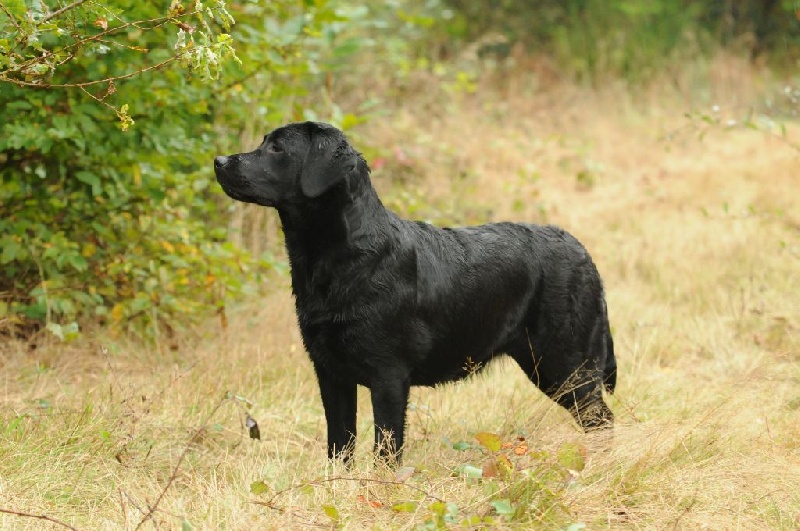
[0,0,378,338]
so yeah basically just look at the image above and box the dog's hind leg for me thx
[508,325,613,432]
[315,368,358,465]
[548,372,613,431]
[548,315,614,431]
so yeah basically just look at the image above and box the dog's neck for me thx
[278,169,390,266]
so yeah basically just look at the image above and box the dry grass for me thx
[2,56,800,529]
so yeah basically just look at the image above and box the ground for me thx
[1,55,799,529]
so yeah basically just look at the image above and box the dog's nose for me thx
[214,155,229,168]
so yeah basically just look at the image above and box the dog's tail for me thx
[603,325,617,394]
[602,299,617,394]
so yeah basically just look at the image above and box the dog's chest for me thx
[296,304,410,385]
[292,254,418,383]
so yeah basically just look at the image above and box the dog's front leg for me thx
[315,368,357,466]
[370,377,411,464]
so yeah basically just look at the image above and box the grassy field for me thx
[2,55,799,529]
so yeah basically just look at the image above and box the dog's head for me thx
[214,121,362,207]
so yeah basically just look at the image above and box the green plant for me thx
[0,1,387,338]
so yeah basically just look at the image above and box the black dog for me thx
[214,122,616,464]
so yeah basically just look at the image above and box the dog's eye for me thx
[267,143,283,154]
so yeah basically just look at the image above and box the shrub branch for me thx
[0,508,81,531]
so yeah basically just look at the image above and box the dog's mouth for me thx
[214,155,279,207]
[215,167,252,202]
[215,168,277,207]
[214,166,242,195]
[217,179,248,202]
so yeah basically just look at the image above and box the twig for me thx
[759,128,800,153]
[4,55,179,88]
[610,393,642,424]
[670,493,696,530]
[217,40,304,94]
[0,3,24,33]
[0,508,80,531]
[79,86,117,112]
[120,489,147,521]
[133,396,228,530]
[253,475,446,510]
[41,0,89,23]
[100,346,139,418]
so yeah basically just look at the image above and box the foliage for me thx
[0,1,238,119]
[0,1,383,338]
[0,1,245,337]
[436,0,800,81]
[244,431,588,528]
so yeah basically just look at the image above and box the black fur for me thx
[214,122,616,464]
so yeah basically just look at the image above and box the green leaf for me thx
[2,0,26,19]
[249,480,270,495]
[322,504,339,522]
[429,501,447,516]
[75,171,101,191]
[452,441,471,451]
[182,519,192,531]
[0,240,20,264]
[19,302,47,321]
[445,502,459,522]
[62,322,80,341]
[395,466,415,482]
[147,188,167,202]
[457,464,483,479]
[46,323,65,341]
[475,432,502,452]
[461,515,483,526]
[68,254,88,272]
[391,501,417,513]
[332,37,367,60]
[233,394,255,407]
[490,499,515,516]
[557,442,586,472]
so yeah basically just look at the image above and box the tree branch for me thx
[41,0,89,23]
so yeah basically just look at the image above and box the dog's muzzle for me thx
[214,155,230,169]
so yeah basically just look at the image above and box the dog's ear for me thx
[300,126,358,198]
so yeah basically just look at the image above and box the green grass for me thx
[2,55,800,529]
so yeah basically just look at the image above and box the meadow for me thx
[1,54,799,529]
